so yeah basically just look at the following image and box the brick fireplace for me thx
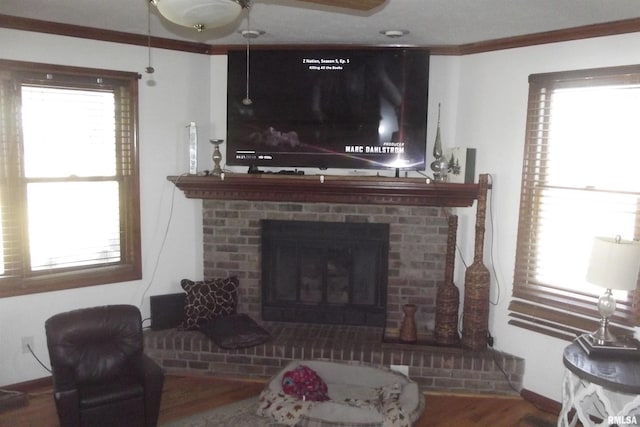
[145,174,524,394]
[203,198,448,339]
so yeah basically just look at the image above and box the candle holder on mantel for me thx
[209,139,224,176]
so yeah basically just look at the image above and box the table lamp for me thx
[578,236,640,354]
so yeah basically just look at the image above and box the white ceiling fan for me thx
[151,0,386,32]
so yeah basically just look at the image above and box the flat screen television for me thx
[226,47,430,170]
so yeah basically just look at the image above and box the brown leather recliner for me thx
[45,305,165,427]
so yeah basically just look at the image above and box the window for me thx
[0,60,141,297]
[509,65,640,341]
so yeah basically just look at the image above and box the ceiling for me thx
[1,0,640,48]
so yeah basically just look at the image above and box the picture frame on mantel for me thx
[446,147,476,184]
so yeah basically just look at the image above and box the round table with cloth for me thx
[256,360,425,427]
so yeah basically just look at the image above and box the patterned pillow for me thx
[178,276,239,330]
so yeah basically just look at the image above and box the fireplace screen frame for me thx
[261,219,389,327]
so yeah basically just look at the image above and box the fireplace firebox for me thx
[261,220,389,327]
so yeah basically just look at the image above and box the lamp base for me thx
[576,334,640,358]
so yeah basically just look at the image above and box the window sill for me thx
[0,263,141,298]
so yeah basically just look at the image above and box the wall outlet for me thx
[21,336,34,354]
[390,364,409,377]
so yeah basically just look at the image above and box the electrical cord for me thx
[0,389,26,398]
[138,173,185,310]
[141,317,152,329]
[27,344,51,374]
[415,169,431,179]
[456,243,468,269]
[486,174,502,306]
[489,344,521,394]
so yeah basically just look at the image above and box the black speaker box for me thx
[150,292,186,330]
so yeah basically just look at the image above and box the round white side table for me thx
[558,342,640,427]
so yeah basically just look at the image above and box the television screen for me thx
[226,48,429,170]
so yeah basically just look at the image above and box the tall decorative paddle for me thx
[435,215,461,345]
[461,174,490,350]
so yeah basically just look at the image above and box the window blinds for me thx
[509,65,640,340]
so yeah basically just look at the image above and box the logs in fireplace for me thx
[261,220,389,327]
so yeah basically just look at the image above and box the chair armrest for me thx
[54,388,81,427]
[141,354,165,427]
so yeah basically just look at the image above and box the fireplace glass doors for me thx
[261,220,389,327]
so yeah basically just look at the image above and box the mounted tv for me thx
[226,47,429,170]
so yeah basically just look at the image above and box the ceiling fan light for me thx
[239,29,265,39]
[153,0,242,31]
[380,29,409,38]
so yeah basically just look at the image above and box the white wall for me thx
[449,32,640,401]
[0,29,208,385]
[2,27,640,401]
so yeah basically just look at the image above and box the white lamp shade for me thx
[154,0,242,30]
[586,236,640,291]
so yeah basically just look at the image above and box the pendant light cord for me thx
[243,7,252,105]
[146,1,155,74]
[245,32,250,100]
[148,11,152,67]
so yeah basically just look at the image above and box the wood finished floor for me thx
[0,374,558,427]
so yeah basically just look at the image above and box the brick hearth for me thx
[144,323,524,394]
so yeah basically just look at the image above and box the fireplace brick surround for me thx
[203,198,449,336]
[146,174,525,394]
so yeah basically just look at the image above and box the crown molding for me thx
[457,17,640,55]
[0,14,212,54]
[1,13,639,56]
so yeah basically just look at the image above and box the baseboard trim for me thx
[2,376,52,393]
[520,388,561,416]
[423,390,521,399]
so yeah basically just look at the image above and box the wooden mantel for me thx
[167,173,487,207]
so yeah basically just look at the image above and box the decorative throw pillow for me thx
[178,276,239,331]
[281,364,330,402]
[199,313,271,349]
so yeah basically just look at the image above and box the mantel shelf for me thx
[167,173,486,207]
